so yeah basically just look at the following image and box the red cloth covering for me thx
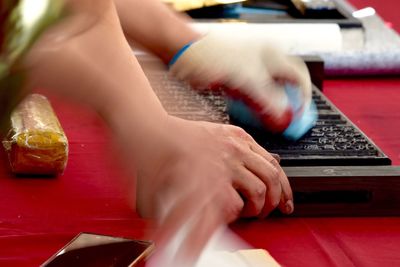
[1,80,400,267]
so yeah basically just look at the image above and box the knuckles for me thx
[225,198,244,223]
[269,170,281,187]
[253,184,267,201]
[221,136,247,158]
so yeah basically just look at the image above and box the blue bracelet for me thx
[168,42,193,67]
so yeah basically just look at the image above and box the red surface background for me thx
[350,0,399,33]
[1,1,400,266]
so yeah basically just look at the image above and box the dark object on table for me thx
[189,0,361,28]
[289,0,343,19]
[285,166,400,216]
[234,87,391,166]
[242,0,289,11]
[41,233,154,267]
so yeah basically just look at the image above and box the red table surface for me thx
[1,83,399,267]
[1,1,400,266]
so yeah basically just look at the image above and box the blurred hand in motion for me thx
[169,32,312,133]
[132,115,293,266]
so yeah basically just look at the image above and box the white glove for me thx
[169,32,312,132]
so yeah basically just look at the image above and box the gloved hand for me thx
[169,32,312,133]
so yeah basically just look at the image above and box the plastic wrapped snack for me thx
[2,94,68,175]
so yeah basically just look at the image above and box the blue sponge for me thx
[227,85,318,141]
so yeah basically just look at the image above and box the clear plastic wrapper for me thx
[2,94,68,175]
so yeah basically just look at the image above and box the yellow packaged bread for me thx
[2,94,68,175]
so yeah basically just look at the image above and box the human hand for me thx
[133,116,293,266]
[169,32,312,133]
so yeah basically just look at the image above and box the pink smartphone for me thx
[41,233,154,267]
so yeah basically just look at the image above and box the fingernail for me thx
[285,200,294,214]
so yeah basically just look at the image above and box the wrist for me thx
[158,23,201,64]
[168,42,194,67]
[99,87,171,158]
[99,87,169,136]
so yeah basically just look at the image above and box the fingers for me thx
[173,206,222,266]
[266,153,294,215]
[151,182,243,267]
[248,141,293,215]
[288,56,312,108]
[174,188,243,265]
[233,168,266,218]
[152,187,214,264]
[229,126,293,217]
[241,152,282,217]
[270,56,312,109]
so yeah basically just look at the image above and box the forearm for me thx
[114,0,201,63]
[25,0,169,163]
